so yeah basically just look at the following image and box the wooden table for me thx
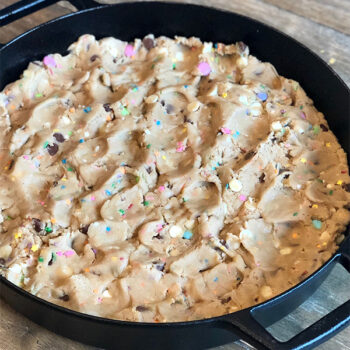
[0,1,349,349]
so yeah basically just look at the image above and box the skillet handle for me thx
[0,0,101,27]
[221,239,350,350]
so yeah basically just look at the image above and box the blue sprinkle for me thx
[184,85,188,88]
[214,43,218,48]
[81,199,86,203]
[225,183,229,189]
[61,185,66,189]
[156,120,161,126]
[106,226,111,232]
[183,231,193,239]
[212,167,216,170]
[84,106,92,113]
[213,277,218,282]
[62,159,67,164]
[257,92,268,101]
[312,220,322,230]
[204,259,209,264]
[233,131,240,139]
[79,139,84,143]
[105,190,112,196]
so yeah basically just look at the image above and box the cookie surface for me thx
[0,34,349,322]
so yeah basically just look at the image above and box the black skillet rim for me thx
[0,0,349,334]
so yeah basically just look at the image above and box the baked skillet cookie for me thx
[0,34,349,322]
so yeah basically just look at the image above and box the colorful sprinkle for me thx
[119,209,125,215]
[83,106,91,113]
[143,201,150,206]
[239,194,247,201]
[312,220,322,230]
[105,190,112,196]
[198,62,211,76]
[256,92,268,101]
[124,44,135,57]
[221,127,232,135]
[64,250,75,257]
[79,139,84,143]
[158,185,165,192]
[91,196,95,201]
[183,231,193,239]
[156,120,161,126]
[43,55,56,68]
[62,159,67,164]
[106,226,111,232]
[121,107,130,116]
[38,256,44,262]
[31,245,39,252]
[213,277,219,282]
[45,227,53,233]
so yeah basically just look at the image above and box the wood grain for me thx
[0,1,349,349]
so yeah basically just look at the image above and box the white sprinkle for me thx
[169,225,182,238]
[279,247,292,255]
[229,178,243,192]
[272,121,282,131]
[187,101,201,112]
[260,285,273,299]
[146,95,158,104]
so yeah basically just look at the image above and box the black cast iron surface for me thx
[0,1,349,349]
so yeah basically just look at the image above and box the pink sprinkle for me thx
[97,297,102,303]
[91,196,95,201]
[221,127,232,135]
[124,44,135,57]
[158,186,165,192]
[43,55,56,68]
[198,62,211,76]
[120,257,124,260]
[239,194,247,201]
[56,251,63,256]
[300,112,306,119]
[64,250,75,258]
[176,142,186,152]
[23,155,29,160]
[131,99,136,105]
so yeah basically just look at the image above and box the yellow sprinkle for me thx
[31,245,39,252]
[222,92,227,98]
[210,57,214,61]
[111,256,118,261]
[65,199,71,205]
[326,142,331,147]
[328,58,336,65]
[53,129,59,132]
[162,155,167,160]
[51,218,56,224]
[312,204,318,209]
[62,178,67,181]
[300,158,307,163]
[14,232,22,239]
[337,180,343,185]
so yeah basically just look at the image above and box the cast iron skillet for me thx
[0,1,349,349]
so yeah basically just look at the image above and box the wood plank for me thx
[263,0,350,35]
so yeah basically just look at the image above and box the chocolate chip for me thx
[136,305,149,312]
[8,160,14,170]
[244,150,255,160]
[237,41,247,52]
[48,253,54,266]
[184,116,194,124]
[259,173,266,183]
[343,183,350,192]
[0,258,6,266]
[320,124,329,132]
[53,133,65,143]
[166,104,175,114]
[32,218,42,232]
[47,143,58,156]
[103,103,112,112]
[79,224,90,235]
[146,167,152,174]
[156,263,165,272]
[90,54,99,62]
[154,234,162,240]
[60,294,70,302]
[143,37,155,50]
[53,181,58,187]
[220,296,231,304]
[160,100,165,106]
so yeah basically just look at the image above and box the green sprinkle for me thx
[6,215,13,220]
[121,107,130,116]
[67,167,74,172]
[67,131,73,136]
[35,93,43,98]
[182,198,188,203]
[135,176,140,183]
[143,201,150,206]
[119,209,125,215]
[299,105,304,110]
[293,212,298,216]
[329,190,333,195]
[43,141,49,148]
[227,75,233,79]
[313,125,320,135]
[151,63,155,69]
[45,226,53,233]
[20,275,25,283]
[146,144,151,149]
[172,63,176,70]
[38,257,44,262]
